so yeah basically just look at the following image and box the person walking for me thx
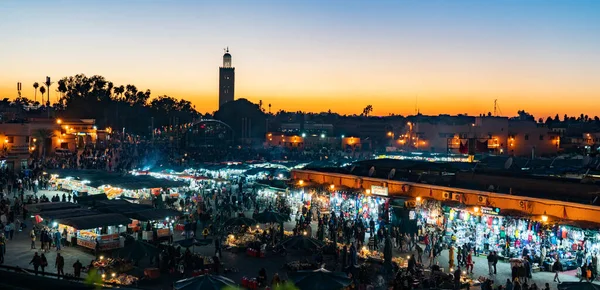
[30,252,41,275]
[73,259,83,278]
[40,253,48,275]
[7,221,14,240]
[487,252,495,275]
[493,251,498,274]
[30,229,36,249]
[466,250,474,274]
[416,243,423,264]
[55,253,65,278]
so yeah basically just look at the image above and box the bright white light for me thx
[52,222,58,227]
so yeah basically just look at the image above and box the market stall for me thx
[58,213,131,251]
[444,207,504,255]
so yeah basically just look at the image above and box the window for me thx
[524,134,529,141]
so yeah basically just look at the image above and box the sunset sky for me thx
[1,0,599,118]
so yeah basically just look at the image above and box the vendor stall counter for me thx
[77,230,121,250]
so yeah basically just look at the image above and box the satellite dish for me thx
[388,168,396,179]
[583,155,591,167]
[504,157,513,169]
[368,166,376,177]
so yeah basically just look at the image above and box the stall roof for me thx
[128,209,182,221]
[38,208,100,220]
[92,200,181,221]
[58,213,131,229]
[75,194,109,206]
[26,202,82,213]
[47,169,187,189]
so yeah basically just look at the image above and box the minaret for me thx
[219,47,235,108]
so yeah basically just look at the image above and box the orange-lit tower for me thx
[219,47,235,107]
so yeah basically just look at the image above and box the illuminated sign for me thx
[481,207,500,215]
[371,185,388,196]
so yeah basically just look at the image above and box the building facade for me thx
[265,132,362,151]
[399,116,560,157]
[218,48,235,108]
[0,118,102,171]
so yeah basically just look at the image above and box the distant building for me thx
[265,132,361,151]
[399,116,560,157]
[0,118,104,171]
[218,48,235,108]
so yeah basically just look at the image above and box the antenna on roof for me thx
[494,99,503,116]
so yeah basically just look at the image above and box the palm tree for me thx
[33,82,39,102]
[33,128,55,157]
[39,86,46,106]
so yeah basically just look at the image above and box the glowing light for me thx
[111,273,116,278]
[298,180,304,186]
[329,184,335,190]
[100,256,104,260]
[416,196,422,202]
[56,119,62,124]
[473,207,480,213]
[102,274,106,279]
[542,212,548,222]
[365,189,371,195]
[320,133,325,138]
[303,231,307,236]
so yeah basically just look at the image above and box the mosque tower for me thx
[218,47,235,107]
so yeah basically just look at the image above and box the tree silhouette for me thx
[39,86,46,105]
[362,105,373,117]
[33,82,39,102]
[52,74,198,135]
